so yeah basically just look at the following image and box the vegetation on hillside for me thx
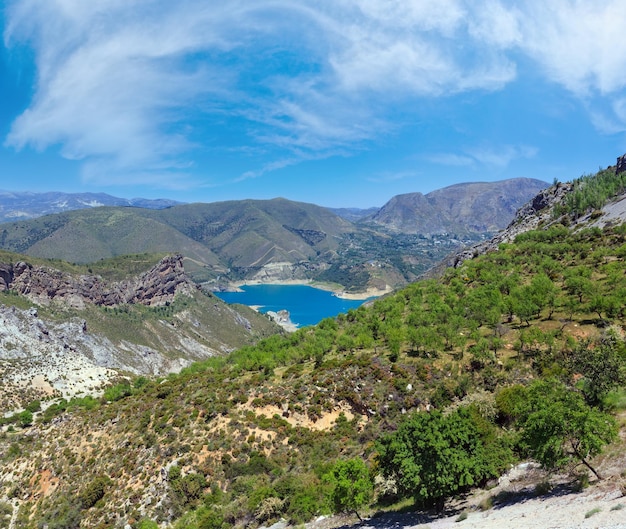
[0,170,625,529]
[554,166,626,218]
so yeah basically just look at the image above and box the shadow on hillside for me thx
[322,482,583,529]
[490,481,580,510]
[328,511,439,529]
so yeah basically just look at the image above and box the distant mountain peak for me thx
[0,190,181,223]
[364,178,549,235]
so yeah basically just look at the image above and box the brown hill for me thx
[366,178,548,234]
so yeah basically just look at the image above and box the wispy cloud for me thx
[513,1,626,96]
[425,144,537,169]
[4,0,626,186]
[367,170,420,184]
[423,153,476,167]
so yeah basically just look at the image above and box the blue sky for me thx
[2,1,626,208]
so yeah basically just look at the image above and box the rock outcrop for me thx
[0,254,197,308]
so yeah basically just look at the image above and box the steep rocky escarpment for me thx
[1,254,196,308]
[0,254,280,412]
[448,182,573,268]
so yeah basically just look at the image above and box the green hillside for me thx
[1,169,625,529]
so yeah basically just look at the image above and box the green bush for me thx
[136,519,159,529]
[377,407,510,511]
[324,458,373,520]
[79,476,111,509]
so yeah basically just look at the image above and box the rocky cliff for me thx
[0,254,280,413]
[0,254,196,309]
[448,182,573,268]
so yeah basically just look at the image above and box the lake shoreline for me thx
[231,279,390,300]
[215,283,381,328]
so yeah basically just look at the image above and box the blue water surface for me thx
[214,284,373,328]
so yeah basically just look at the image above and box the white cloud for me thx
[468,0,521,47]
[367,170,420,183]
[513,1,626,96]
[468,144,537,168]
[4,0,626,185]
[327,0,516,96]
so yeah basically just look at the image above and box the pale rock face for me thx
[0,255,222,414]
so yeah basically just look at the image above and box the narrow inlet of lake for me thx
[213,284,374,328]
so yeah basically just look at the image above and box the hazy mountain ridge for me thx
[0,190,180,223]
[365,178,548,234]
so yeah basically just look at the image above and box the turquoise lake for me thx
[214,284,373,328]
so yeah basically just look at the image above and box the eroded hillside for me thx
[0,253,279,413]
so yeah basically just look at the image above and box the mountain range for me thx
[0,190,180,223]
[0,178,547,293]
[364,178,547,234]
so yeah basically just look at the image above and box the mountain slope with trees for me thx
[0,166,625,529]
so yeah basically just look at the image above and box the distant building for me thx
[616,153,626,174]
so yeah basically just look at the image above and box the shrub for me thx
[79,476,111,509]
[585,507,601,518]
[18,410,33,428]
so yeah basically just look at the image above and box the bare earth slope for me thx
[0,254,279,413]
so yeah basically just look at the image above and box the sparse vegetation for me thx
[0,167,625,528]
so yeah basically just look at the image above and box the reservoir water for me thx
[214,284,373,328]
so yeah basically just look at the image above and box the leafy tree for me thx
[509,287,538,326]
[377,407,505,511]
[517,380,617,479]
[468,338,493,370]
[384,325,405,362]
[324,458,373,520]
[567,337,626,407]
[588,293,621,322]
[464,286,503,327]
[527,273,559,319]
[564,270,593,303]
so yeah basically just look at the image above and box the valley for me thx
[0,178,546,297]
